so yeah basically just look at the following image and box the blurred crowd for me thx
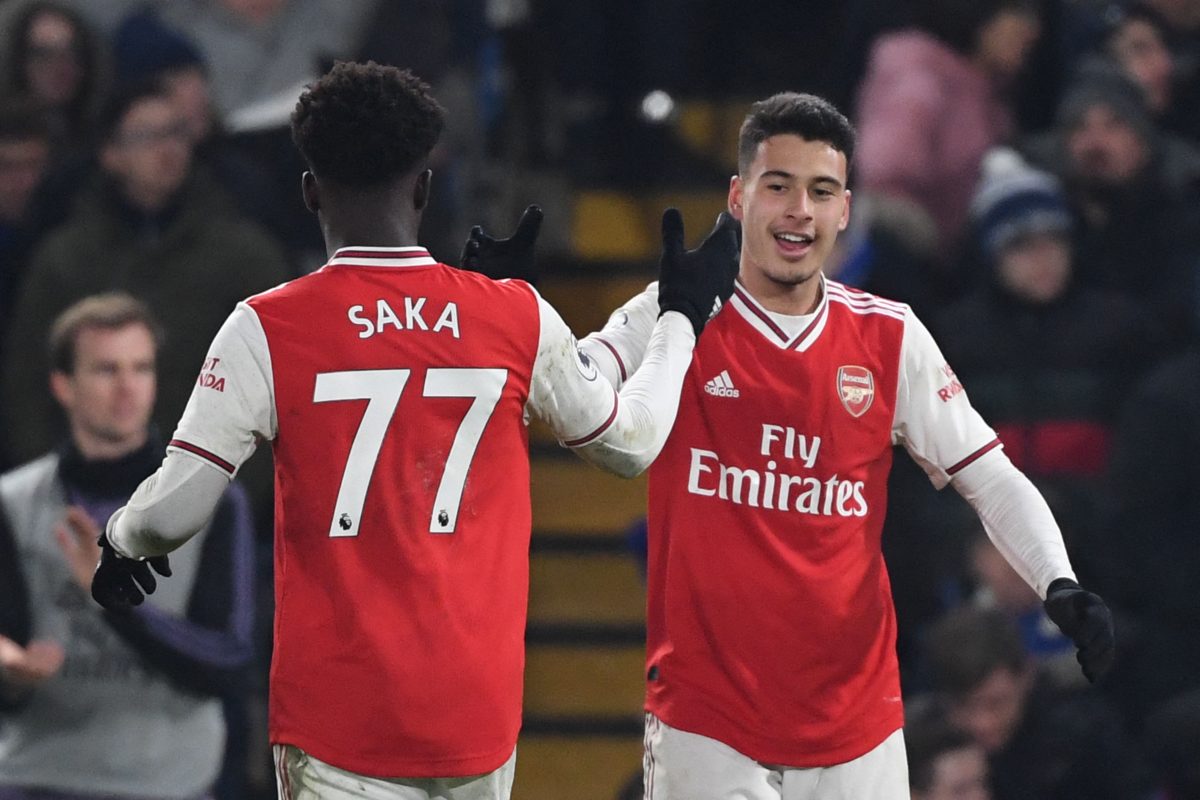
[0,0,1199,798]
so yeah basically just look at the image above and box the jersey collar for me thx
[325,246,438,269]
[728,274,830,352]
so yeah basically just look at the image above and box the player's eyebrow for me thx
[813,175,845,190]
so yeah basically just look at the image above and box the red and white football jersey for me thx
[165,247,622,778]
[639,279,1000,766]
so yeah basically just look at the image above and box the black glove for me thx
[459,204,543,285]
[1043,577,1115,683]
[656,208,741,336]
[91,532,172,611]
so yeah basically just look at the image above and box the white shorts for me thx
[643,714,909,800]
[273,744,516,800]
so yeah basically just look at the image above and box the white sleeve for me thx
[107,302,276,558]
[892,309,1075,597]
[169,302,277,472]
[951,448,1076,597]
[892,309,1001,488]
[528,291,695,478]
[106,451,231,558]
[578,282,660,389]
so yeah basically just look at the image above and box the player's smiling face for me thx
[729,134,850,310]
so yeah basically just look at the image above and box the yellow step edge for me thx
[524,644,646,717]
[528,553,645,626]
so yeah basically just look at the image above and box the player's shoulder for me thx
[444,264,539,299]
[244,270,320,307]
[824,279,910,325]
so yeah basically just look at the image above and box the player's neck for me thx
[739,269,823,316]
[321,213,421,257]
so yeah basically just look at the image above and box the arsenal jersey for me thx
[165,247,601,778]
[643,278,999,766]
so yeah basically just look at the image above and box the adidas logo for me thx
[704,370,740,398]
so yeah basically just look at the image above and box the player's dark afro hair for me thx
[290,61,445,187]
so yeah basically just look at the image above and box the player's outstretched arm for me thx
[459,204,543,285]
[97,304,274,609]
[580,210,741,389]
[531,210,739,477]
[894,309,1114,682]
[953,455,1115,683]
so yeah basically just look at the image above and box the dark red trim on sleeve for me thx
[563,392,620,447]
[169,439,236,475]
[595,337,628,382]
[946,437,1003,476]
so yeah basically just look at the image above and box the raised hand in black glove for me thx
[459,204,543,285]
[91,531,172,611]
[657,208,741,336]
[1043,577,1115,683]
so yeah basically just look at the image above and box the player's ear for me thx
[413,168,432,212]
[728,174,744,221]
[301,171,320,214]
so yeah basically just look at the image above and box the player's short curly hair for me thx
[290,61,445,187]
[737,92,856,176]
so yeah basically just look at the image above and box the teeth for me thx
[776,233,810,243]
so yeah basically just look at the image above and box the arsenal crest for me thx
[837,365,875,418]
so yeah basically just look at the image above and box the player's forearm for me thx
[579,283,660,389]
[575,311,695,478]
[952,449,1076,597]
[107,451,231,558]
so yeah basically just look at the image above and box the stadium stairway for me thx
[513,99,737,798]
[516,271,652,799]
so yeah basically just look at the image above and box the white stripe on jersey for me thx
[826,280,907,312]
[325,246,439,269]
[827,293,907,321]
[325,255,438,268]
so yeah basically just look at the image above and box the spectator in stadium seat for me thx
[110,6,317,269]
[0,1,105,156]
[0,293,254,800]
[1023,58,1200,347]
[1102,2,1200,142]
[904,700,991,800]
[0,98,50,310]
[933,147,1162,542]
[1,80,290,487]
[0,98,52,471]
[854,0,1043,278]
[924,606,1152,800]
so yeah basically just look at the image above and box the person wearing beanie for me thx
[1022,57,1200,348]
[970,148,1074,281]
[932,147,1162,538]
[106,7,312,269]
[1055,58,1159,158]
[112,9,205,92]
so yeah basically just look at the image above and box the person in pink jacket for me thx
[854,0,1041,271]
